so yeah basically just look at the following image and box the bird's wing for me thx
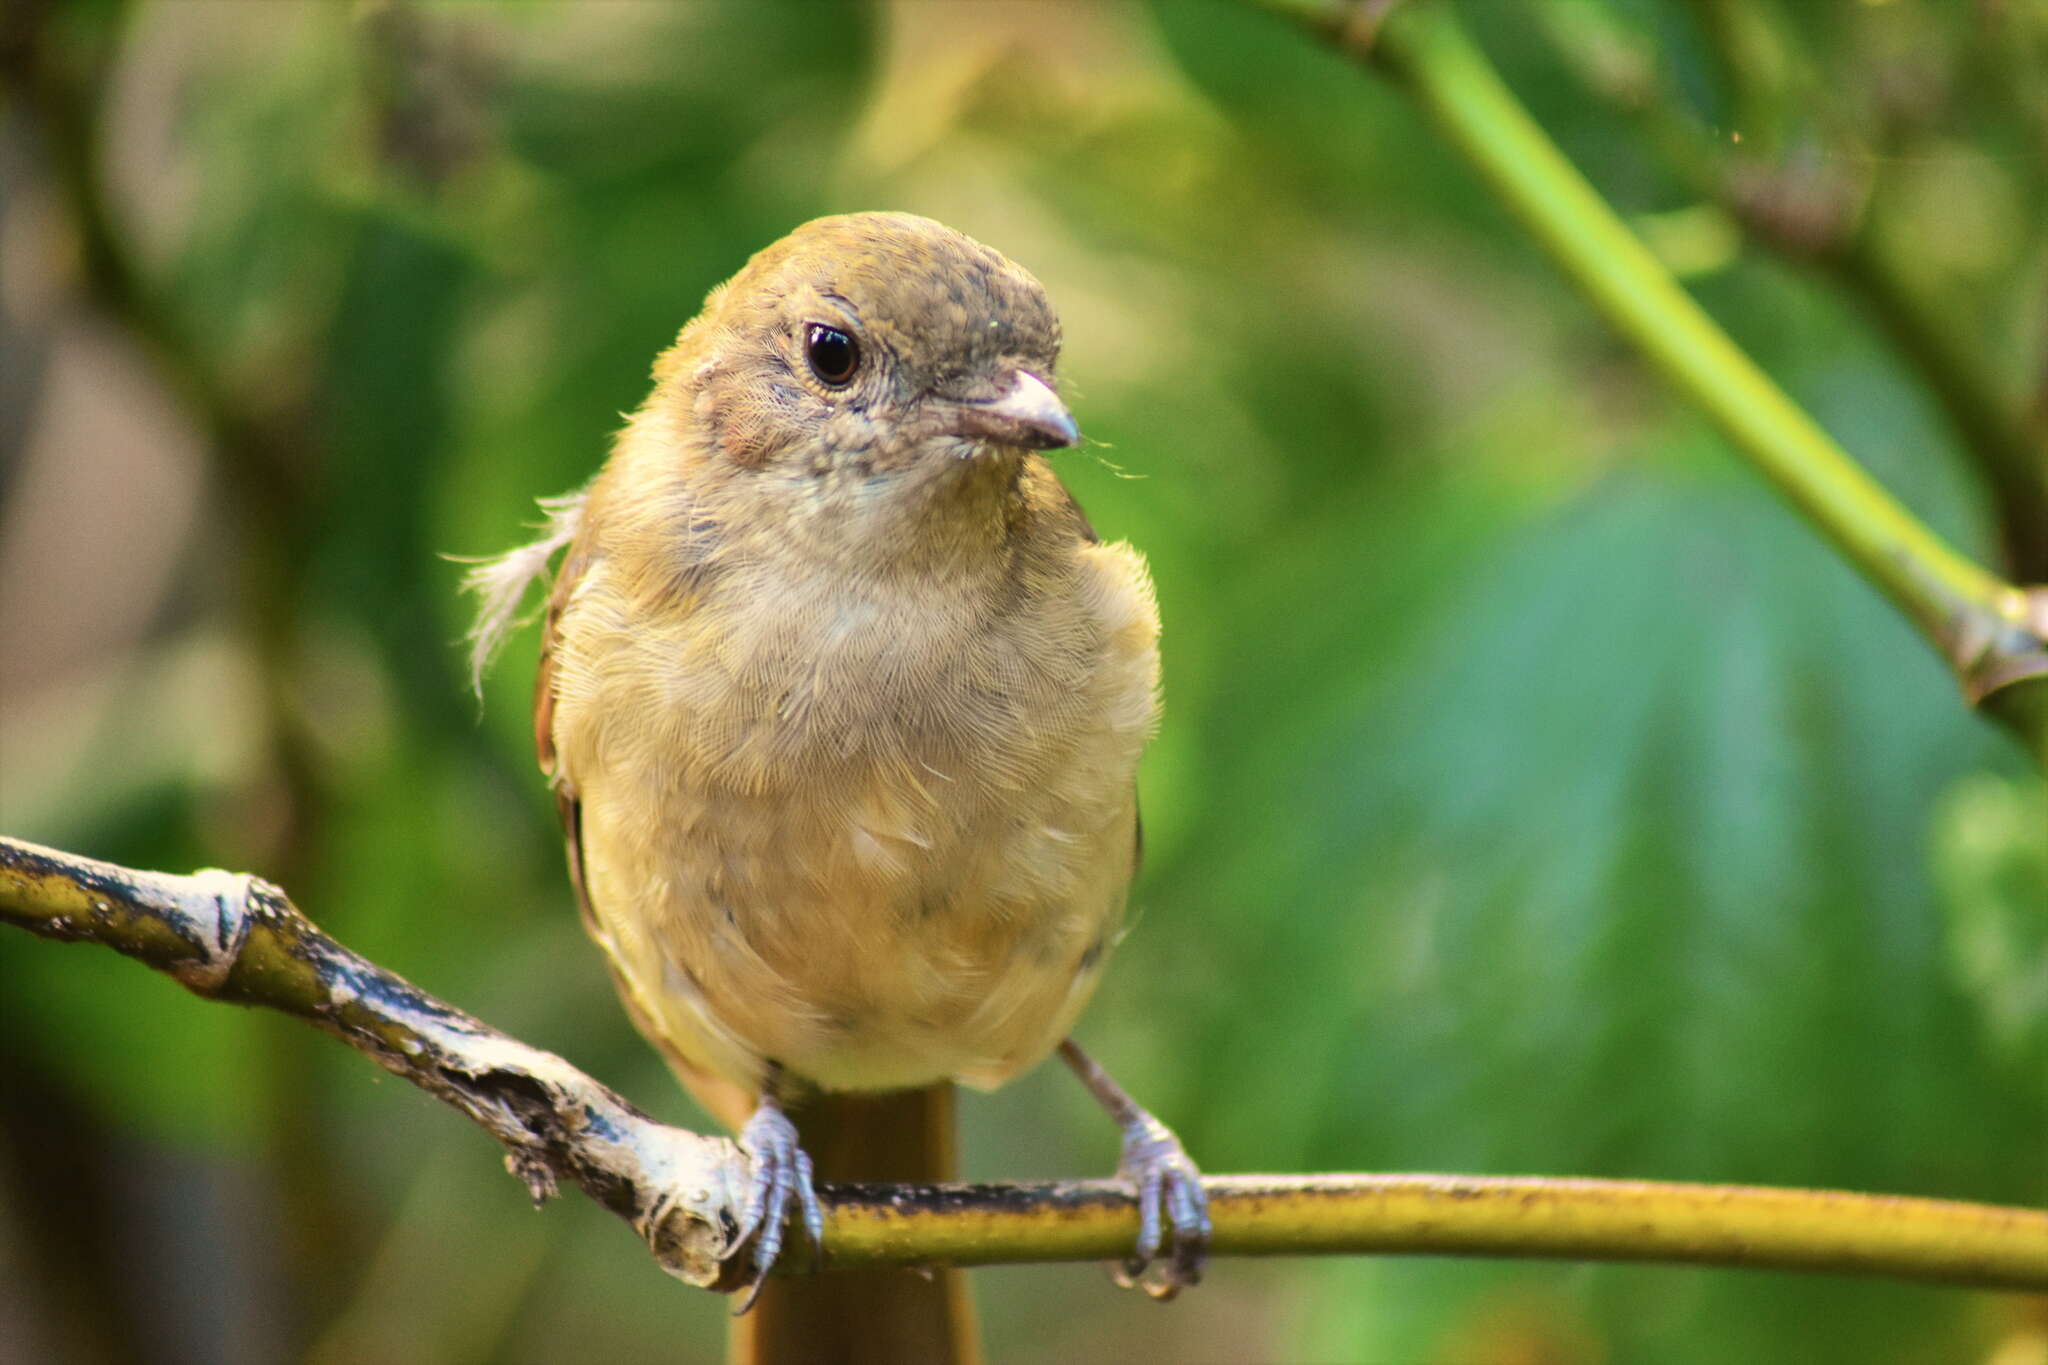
[532,510,596,938]
[527,493,761,1129]
[1052,473,1147,879]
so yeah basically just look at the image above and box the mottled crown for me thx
[710,211,1062,398]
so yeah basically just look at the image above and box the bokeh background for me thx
[3,1,2045,1362]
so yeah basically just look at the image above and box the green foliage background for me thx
[1,2,2043,1362]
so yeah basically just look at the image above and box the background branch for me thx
[6,835,2045,1295]
[1255,0,2048,766]
[1539,0,2048,580]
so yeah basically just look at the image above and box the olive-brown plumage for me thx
[468,212,1207,1326]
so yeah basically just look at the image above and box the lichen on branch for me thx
[0,835,749,1289]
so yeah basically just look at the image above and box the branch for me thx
[823,1174,2048,1291]
[1829,226,2048,583]
[1253,0,2048,768]
[0,835,750,1290]
[5,836,2047,1294]
[1540,0,2048,580]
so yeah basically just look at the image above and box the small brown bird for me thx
[467,212,1207,1339]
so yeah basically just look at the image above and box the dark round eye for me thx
[805,324,859,386]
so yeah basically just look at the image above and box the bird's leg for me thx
[730,1065,826,1313]
[1058,1038,1211,1299]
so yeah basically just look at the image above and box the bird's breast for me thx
[554,530,1158,1093]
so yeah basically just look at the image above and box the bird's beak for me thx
[950,370,1080,451]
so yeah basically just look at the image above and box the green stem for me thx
[1258,0,2048,760]
[1541,0,2048,581]
[1377,6,2004,632]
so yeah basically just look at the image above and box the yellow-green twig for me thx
[825,1173,2048,1291]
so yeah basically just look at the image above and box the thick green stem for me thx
[1260,0,2048,761]
[1542,0,2048,581]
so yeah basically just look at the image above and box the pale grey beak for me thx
[950,370,1080,450]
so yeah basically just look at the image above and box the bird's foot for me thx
[1058,1039,1211,1299]
[1107,1111,1210,1300]
[730,1097,825,1313]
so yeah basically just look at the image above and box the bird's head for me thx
[662,213,1077,521]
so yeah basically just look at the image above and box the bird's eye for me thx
[805,324,859,387]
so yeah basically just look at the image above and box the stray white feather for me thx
[457,491,586,696]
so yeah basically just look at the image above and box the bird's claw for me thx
[729,1101,825,1314]
[1107,1116,1209,1300]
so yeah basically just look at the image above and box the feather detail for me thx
[457,491,587,695]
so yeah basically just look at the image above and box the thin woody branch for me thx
[5,835,2046,1294]
[0,835,750,1290]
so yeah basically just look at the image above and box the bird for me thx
[465,211,1208,1350]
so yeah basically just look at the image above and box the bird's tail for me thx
[731,1083,978,1365]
